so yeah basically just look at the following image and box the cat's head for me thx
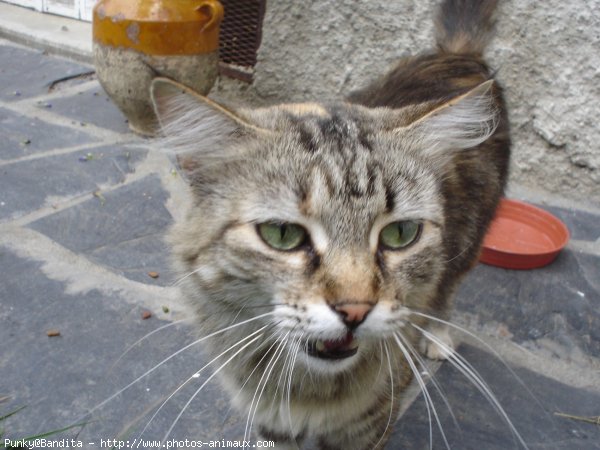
[152,78,497,373]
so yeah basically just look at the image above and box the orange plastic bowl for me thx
[480,199,570,269]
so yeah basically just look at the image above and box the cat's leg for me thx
[316,421,393,450]
[257,426,304,450]
[420,284,457,361]
[421,322,454,360]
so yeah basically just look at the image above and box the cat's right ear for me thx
[151,77,267,174]
[397,80,499,167]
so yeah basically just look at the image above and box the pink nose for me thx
[332,303,374,328]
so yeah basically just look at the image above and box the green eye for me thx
[379,221,421,249]
[257,222,307,251]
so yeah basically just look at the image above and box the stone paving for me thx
[0,40,599,449]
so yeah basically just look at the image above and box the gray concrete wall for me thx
[214,0,600,206]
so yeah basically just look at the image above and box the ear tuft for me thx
[406,80,499,159]
[150,78,244,162]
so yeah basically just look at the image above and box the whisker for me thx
[220,327,290,428]
[136,325,269,440]
[272,333,297,408]
[245,331,290,442]
[413,323,529,450]
[160,333,264,446]
[409,311,546,414]
[229,329,285,408]
[171,267,203,287]
[268,333,301,439]
[373,341,395,449]
[399,334,461,433]
[394,333,434,450]
[244,332,290,438]
[236,303,286,308]
[286,334,304,443]
[109,319,190,372]
[72,311,276,424]
[231,298,270,325]
[224,302,285,332]
[275,329,301,391]
[443,242,474,264]
[376,341,385,382]
[394,332,451,450]
[243,332,286,441]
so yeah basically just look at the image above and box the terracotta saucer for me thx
[480,198,570,269]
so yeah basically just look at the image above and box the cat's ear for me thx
[401,80,498,159]
[150,77,267,174]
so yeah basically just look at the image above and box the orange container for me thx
[480,199,570,269]
[92,0,224,135]
[93,0,223,55]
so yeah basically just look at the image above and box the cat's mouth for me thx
[306,332,359,360]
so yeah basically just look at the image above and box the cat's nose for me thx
[331,303,374,330]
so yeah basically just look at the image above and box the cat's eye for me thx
[379,221,422,250]
[257,222,307,251]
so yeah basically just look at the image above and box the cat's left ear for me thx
[401,80,499,159]
[151,77,268,173]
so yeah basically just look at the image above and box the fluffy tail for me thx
[435,0,499,55]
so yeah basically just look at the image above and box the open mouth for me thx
[306,332,359,360]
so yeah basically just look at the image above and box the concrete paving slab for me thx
[0,249,212,441]
[391,344,600,449]
[0,145,145,221]
[28,175,174,286]
[0,106,97,161]
[539,204,600,241]
[34,82,130,134]
[0,44,91,103]
[457,251,600,359]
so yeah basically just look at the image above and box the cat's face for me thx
[153,79,496,374]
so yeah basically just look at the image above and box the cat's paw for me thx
[258,426,302,450]
[421,325,454,360]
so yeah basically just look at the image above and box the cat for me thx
[150,0,510,448]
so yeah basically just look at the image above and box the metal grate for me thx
[218,0,266,82]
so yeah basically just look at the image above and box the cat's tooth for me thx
[315,340,326,352]
[344,336,359,350]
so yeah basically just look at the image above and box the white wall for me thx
[1,0,96,20]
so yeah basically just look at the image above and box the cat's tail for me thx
[434,0,498,56]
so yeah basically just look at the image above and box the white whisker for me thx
[109,319,190,372]
[399,334,460,432]
[373,342,395,449]
[413,323,529,450]
[410,310,544,411]
[230,330,285,409]
[376,341,385,382]
[136,325,268,440]
[286,334,303,444]
[394,333,433,450]
[171,267,204,286]
[72,311,276,424]
[160,333,264,446]
[443,241,474,264]
[245,332,290,442]
[220,328,290,428]
[273,334,297,407]
[394,332,451,450]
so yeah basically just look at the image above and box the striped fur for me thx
[152,0,508,448]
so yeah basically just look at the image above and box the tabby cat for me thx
[151,0,510,448]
